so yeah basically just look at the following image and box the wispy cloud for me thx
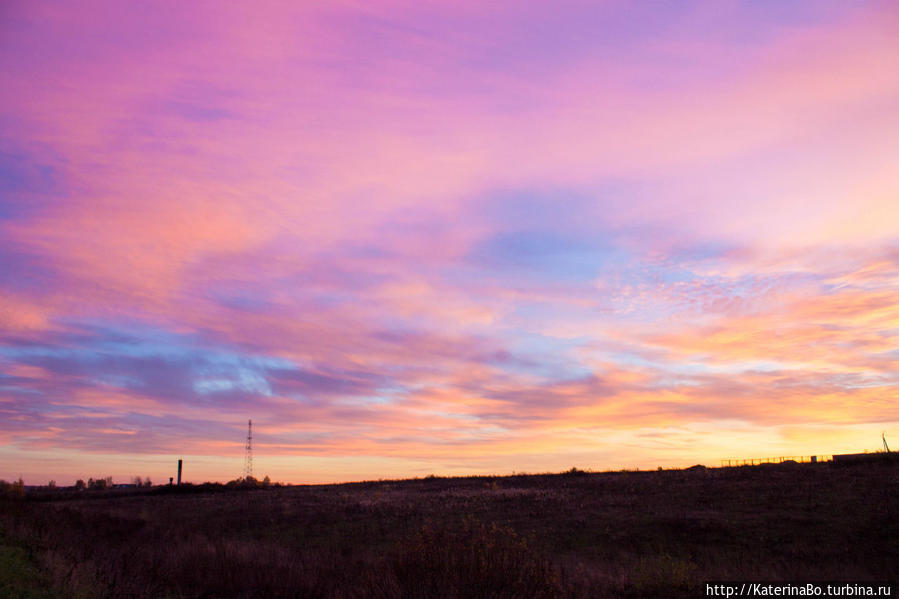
[2,0,898,483]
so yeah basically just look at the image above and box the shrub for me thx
[0,479,25,500]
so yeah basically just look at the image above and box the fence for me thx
[719,455,832,467]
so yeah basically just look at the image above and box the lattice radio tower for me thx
[243,419,254,480]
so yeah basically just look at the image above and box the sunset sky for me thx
[2,1,898,485]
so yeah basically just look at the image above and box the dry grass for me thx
[1,459,897,598]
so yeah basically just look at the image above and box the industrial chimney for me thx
[177,459,183,485]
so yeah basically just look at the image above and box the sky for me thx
[1,1,898,485]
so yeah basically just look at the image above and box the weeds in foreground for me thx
[1,460,896,598]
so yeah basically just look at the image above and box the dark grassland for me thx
[1,459,897,598]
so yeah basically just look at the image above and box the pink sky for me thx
[1,0,898,484]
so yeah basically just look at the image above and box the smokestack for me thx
[177,459,183,485]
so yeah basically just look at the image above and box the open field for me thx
[2,459,897,598]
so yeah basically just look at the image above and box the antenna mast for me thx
[243,419,254,479]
